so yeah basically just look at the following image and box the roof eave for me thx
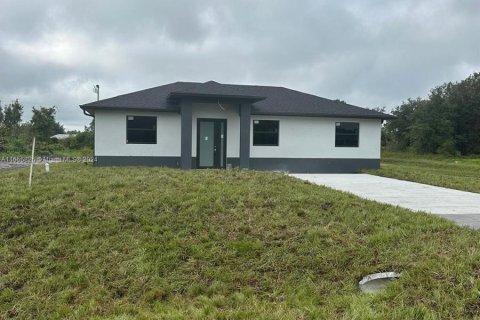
[79,105,179,114]
[251,111,396,120]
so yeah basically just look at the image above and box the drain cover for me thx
[359,272,401,293]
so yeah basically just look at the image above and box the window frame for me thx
[252,120,280,146]
[126,115,157,144]
[335,122,360,148]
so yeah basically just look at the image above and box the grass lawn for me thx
[365,151,480,193]
[2,164,480,319]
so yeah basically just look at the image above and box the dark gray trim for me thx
[80,106,180,114]
[95,156,379,173]
[227,157,240,167]
[191,157,240,168]
[251,111,394,120]
[95,156,180,167]
[81,106,392,120]
[250,158,380,173]
[239,103,251,168]
[180,99,193,169]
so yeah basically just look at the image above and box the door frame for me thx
[196,118,227,169]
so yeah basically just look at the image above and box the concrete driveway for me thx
[291,174,480,229]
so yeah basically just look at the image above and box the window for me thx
[335,122,359,147]
[126,116,157,144]
[253,120,279,146]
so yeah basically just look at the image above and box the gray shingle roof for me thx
[80,81,395,119]
[168,81,266,101]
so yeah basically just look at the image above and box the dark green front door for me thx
[197,119,227,168]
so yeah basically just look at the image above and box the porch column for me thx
[239,103,251,169]
[180,99,193,169]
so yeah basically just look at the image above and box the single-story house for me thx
[80,81,394,173]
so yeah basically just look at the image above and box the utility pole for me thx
[29,137,36,188]
[93,85,100,101]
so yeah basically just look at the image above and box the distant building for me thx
[50,133,75,140]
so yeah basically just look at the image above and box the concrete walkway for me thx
[291,174,480,229]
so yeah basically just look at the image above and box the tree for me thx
[85,118,94,132]
[384,98,422,151]
[3,99,23,133]
[30,106,65,141]
[383,72,480,155]
[368,107,388,146]
[448,73,480,154]
[370,106,386,113]
[0,105,4,126]
[0,104,5,151]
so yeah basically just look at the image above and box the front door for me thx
[197,119,227,168]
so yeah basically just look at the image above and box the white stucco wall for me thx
[94,108,381,160]
[191,103,240,157]
[94,110,181,156]
[250,116,381,159]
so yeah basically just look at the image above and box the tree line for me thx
[384,72,480,155]
[0,100,93,155]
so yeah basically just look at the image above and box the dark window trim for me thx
[126,115,157,144]
[335,121,359,148]
[252,119,280,146]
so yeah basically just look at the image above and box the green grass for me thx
[2,164,480,319]
[365,151,480,193]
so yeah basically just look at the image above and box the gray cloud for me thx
[0,0,479,130]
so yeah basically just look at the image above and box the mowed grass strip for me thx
[366,151,480,193]
[1,164,480,319]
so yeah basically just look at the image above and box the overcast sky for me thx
[1,0,479,130]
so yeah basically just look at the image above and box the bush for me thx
[62,132,94,150]
[437,139,460,156]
